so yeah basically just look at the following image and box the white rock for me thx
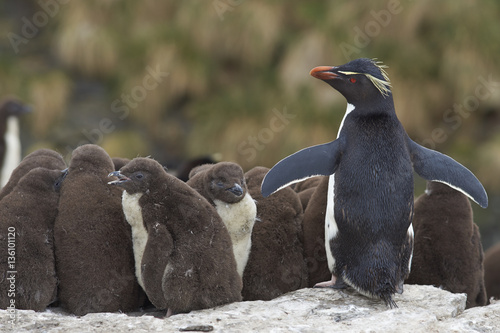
[1,285,499,332]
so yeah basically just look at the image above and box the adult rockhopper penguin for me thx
[261,58,488,307]
[0,98,32,187]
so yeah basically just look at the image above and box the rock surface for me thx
[1,285,499,332]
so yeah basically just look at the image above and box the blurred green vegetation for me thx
[1,0,499,247]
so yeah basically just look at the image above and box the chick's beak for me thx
[227,183,243,197]
[108,171,131,185]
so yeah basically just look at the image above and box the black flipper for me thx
[261,139,342,197]
[407,137,488,208]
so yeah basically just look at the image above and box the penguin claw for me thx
[396,280,404,294]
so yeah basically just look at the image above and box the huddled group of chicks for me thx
[0,143,498,316]
[0,144,306,316]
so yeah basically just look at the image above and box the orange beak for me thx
[310,66,338,80]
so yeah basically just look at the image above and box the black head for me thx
[108,157,166,195]
[0,99,32,119]
[310,58,393,109]
[207,162,246,204]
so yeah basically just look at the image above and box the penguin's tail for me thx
[378,286,398,308]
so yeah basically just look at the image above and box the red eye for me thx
[350,77,356,83]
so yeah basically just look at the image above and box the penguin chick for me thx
[293,176,322,211]
[0,167,66,311]
[187,162,256,277]
[187,163,214,179]
[301,176,332,286]
[108,157,242,315]
[406,181,487,309]
[176,155,218,182]
[484,243,500,302]
[112,157,131,171]
[54,144,142,315]
[0,148,66,202]
[242,166,308,301]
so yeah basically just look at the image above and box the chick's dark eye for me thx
[135,173,144,180]
[350,77,356,83]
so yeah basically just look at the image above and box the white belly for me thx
[407,223,414,272]
[214,193,257,277]
[325,174,338,272]
[121,191,147,289]
[1,117,21,187]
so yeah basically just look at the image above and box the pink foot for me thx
[314,274,337,288]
